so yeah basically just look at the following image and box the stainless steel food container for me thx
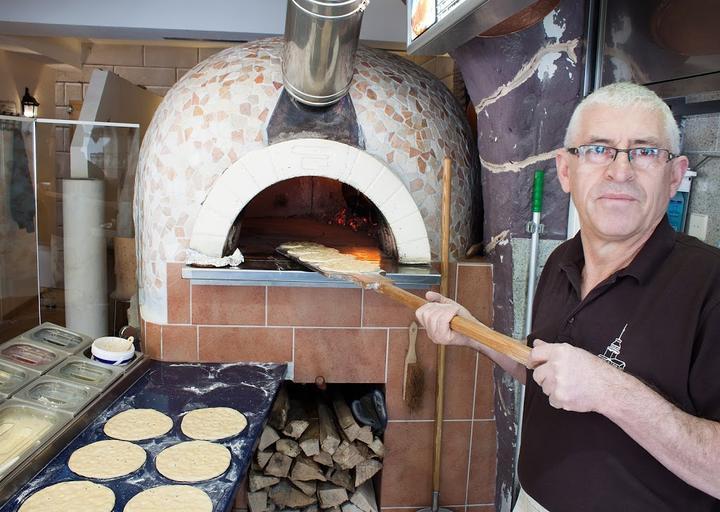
[282,0,369,106]
[13,376,98,415]
[0,360,39,399]
[0,340,66,374]
[20,322,93,355]
[48,356,122,390]
[0,399,71,479]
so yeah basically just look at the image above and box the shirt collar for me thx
[558,216,676,286]
[617,216,676,284]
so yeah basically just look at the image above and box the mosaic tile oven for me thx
[135,37,497,510]
[135,38,478,325]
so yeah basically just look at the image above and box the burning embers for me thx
[223,177,397,261]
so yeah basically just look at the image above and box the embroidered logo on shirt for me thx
[598,323,627,371]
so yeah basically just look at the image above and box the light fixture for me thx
[21,87,39,118]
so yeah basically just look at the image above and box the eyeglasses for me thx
[567,144,676,171]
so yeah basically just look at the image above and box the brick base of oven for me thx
[141,260,497,510]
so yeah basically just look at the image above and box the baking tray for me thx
[0,400,72,480]
[13,376,99,415]
[1,362,286,512]
[19,323,93,355]
[0,360,39,399]
[0,340,67,374]
[48,356,122,390]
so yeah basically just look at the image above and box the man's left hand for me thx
[529,339,622,413]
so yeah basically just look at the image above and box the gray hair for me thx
[564,82,680,154]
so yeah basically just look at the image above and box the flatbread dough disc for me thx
[123,485,212,512]
[155,440,230,482]
[279,241,322,250]
[181,407,247,440]
[104,409,173,441]
[68,440,146,479]
[316,257,381,274]
[19,481,114,512]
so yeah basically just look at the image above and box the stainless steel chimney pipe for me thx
[282,0,370,107]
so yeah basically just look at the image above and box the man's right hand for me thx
[415,291,474,347]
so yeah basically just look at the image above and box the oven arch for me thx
[189,138,431,264]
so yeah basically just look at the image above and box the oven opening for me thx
[223,177,398,263]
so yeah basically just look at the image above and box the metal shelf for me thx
[182,264,440,289]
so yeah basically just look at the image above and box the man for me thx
[416,82,720,511]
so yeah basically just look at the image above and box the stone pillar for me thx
[451,1,588,509]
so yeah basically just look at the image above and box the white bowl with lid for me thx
[91,336,135,366]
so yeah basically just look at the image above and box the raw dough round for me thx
[155,440,230,482]
[19,481,114,512]
[104,408,173,441]
[68,440,146,479]
[123,485,212,512]
[317,257,381,274]
[181,407,247,440]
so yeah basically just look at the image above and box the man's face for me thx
[557,104,688,243]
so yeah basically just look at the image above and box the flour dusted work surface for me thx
[155,440,231,482]
[68,440,146,479]
[18,481,114,512]
[0,362,286,512]
[123,485,212,512]
[104,408,173,441]
[181,407,247,440]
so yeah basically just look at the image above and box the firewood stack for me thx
[248,386,385,512]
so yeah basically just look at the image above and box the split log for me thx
[269,385,290,431]
[317,483,349,509]
[249,491,269,512]
[354,459,382,487]
[290,455,327,482]
[332,441,365,470]
[291,479,317,496]
[350,481,378,512]
[355,426,373,446]
[313,451,334,467]
[318,402,341,455]
[284,400,310,439]
[341,503,363,512]
[332,394,360,442]
[326,466,354,493]
[257,451,273,470]
[367,437,385,458]
[259,425,281,451]
[250,472,280,492]
[299,419,321,457]
[265,452,293,478]
[277,438,302,458]
[270,481,318,508]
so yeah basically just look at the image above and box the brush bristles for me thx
[404,363,425,411]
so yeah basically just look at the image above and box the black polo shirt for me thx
[518,217,720,511]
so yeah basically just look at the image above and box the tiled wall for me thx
[142,261,496,512]
[682,108,720,247]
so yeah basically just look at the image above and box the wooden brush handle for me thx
[375,282,531,367]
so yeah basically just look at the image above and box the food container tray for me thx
[0,400,71,480]
[0,340,66,374]
[47,356,122,390]
[0,361,39,399]
[19,323,92,355]
[12,377,99,415]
